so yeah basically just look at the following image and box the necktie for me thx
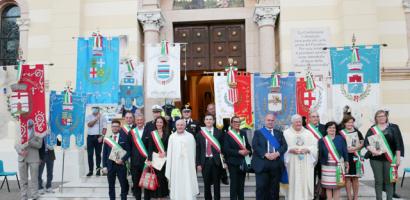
[268,130,275,153]
[113,135,117,142]
[206,140,212,157]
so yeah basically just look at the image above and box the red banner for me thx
[17,64,47,144]
[297,77,313,120]
[234,73,253,128]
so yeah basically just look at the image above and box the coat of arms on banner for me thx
[296,75,327,120]
[268,93,282,112]
[119,59,144,109]
[10,89,29,115]
[155,41,174,85]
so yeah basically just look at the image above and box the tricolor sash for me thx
[226,128,246,150]
[122,125,132,135]
[151,130,165,153]
[104,136,122,150]
[306,123,323,140]
[260,127,280,151]
[370,126,398,183]
[339,129,364,176]
[200,127,221,153]
[323,135,345,185]
[130,128,148,158]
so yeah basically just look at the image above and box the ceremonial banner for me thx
[48,90,87,149]
[235,73,253,128]
[214,72,234,128]
[254,74,297,130]
[13,64,47,144]
[297,75,328,121]
[119,59,144,109]
[330,45,380,123]
[146,42,181,98]
[76,36,120,104]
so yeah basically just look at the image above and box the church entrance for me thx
[174,21,246,119]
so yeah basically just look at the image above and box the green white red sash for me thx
[104,136,122,149]
[339,129,364,176]
[306,123,323,140]
[151,130,165,153]
[323,135,345,185]
[122,125,132,135]
[370,126,398,183]
[226,128,246,150]
[200,127,221,153]
[130,128,148,158]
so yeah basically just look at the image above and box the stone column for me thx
[137,10,164,120]
[253,6,280,72]
[403,0,410,67]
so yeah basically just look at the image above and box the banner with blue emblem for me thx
[119,59,144,110]
[254,73,297,131]
[76,35,120,104]
[48,90,87,149]
[330,45,380,125]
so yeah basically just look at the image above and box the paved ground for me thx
[362,179,410,200]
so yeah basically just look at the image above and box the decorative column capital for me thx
[403,0,410,12]
[137,10,164,32]
[253,6,280,28]
[16,18,30,31]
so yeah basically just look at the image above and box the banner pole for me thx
[60,149,65,193]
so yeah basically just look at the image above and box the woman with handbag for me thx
[146,116,170,200]
[223,116,252,200]
[339,115,364,200]
[318,121,349,200]
[364,110,401,200]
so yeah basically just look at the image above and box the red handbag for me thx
[138,166,158,191]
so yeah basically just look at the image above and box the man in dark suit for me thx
[120,111,136,136]
[181,103,201,136]
[128,113,150,200]
[305,111,326,200]
[251,114,288,200]
[196,114,224,200]
[224,116,252,200]
[102,120,130,200]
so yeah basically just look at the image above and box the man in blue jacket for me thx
[251,114,288,200]
[102,120,130,200]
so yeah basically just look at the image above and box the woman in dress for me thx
[318,121,348,200]
[339,115,364,200]
[147,116,170,200]
[364,110,401,200]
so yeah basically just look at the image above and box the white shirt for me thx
[205,127,213,157]
[112,133,119,143]
[137,126,144,138]
[86,114,107,135]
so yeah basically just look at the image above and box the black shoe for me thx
[393,193,401,198]
[96,168,101,176]
[86,172,93,177]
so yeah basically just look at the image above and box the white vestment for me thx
[284,127,318,200]
[165,131,199,200]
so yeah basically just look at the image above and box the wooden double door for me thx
[174,22,246,120]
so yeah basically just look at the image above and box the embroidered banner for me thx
[296,75,328,122]
[235,73,253,128]
[214,72,234,128]
[254,73,297,130]
[119,59,144,109]
[48,90,87,149]
[76,36,120,104]
[145,42,181,98]
[330,45,380,124]
[14,64,47,144]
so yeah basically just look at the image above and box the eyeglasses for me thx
[376,115,386,118]
[111,126,120,128]
[232,121,241,123]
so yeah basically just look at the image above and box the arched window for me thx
[0,5,20,66]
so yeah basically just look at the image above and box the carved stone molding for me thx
[253,6,280,28]
[403,0,410,12]
[16,18,30,31]
[381,67,410,80]
[137,10,164,32]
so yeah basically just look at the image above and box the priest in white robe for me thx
[165,119,199,200]
[284,114,318,200]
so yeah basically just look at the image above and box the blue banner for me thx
[76,37,120,104]
[119,85,144,109]
[48,91,87,149]
[330,45,380,85]
[254,74,297,131]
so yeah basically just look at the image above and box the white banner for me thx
[214,73,234,127]
[146,44,181,99]
[119,59,143,86]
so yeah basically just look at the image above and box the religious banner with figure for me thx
[214,72,234,128]
[297,75,328,122]
[119,58,144,109]
[146,41,181,99]
[11,64,47,144]
[254,73,297,130]
[48,90,87,149]
[76,34,120,104]
[330,45,380,123]
[234,73,253,128]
